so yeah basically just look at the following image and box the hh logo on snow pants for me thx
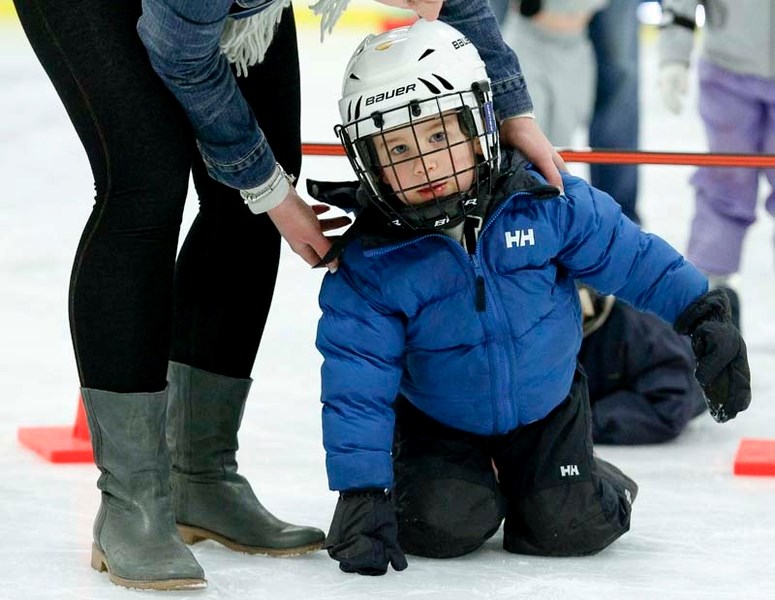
[560,464,580,477]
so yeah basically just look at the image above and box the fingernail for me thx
[328,264,338,274]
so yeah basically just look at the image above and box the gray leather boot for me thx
[166,361,325,556]
[81,387,206,590]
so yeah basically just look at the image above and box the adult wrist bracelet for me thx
[240,163,296,214]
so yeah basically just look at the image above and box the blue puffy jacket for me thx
[316,167,707,491]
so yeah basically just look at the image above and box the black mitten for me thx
[326,489,408,576]
[674,289,751,423]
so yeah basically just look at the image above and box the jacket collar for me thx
[308,149,562,262]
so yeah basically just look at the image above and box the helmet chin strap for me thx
[387,160,495,231]
[396,191,472,230]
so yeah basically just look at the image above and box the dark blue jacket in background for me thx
[316,167,708,491]
[581,299,707,445]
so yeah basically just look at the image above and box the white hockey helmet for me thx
[335,19,500,230]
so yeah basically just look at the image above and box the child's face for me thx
[372,113,480,206]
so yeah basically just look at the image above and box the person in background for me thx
[495,0,642,224]
[658,0,774,330]
[11,0,565,591]
[588,0,643,225]
[500,0,609,148]
[313,19,750,576]
[578,285,706,445]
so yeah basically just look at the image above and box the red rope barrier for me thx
[559,149,775,168]
[301,143,775,168]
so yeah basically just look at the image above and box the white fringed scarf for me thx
[220,0,352,77]
[309,0,352,41]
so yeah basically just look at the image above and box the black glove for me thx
[326,489,408,576]
[675,289,751,423]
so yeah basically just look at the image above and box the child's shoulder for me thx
[495,151,593,203]
[496,167,592,210]
[519,168,605,209]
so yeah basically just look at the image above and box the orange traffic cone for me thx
[733,438,775,476]
[18,395,94,463]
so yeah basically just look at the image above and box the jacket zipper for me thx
[469,252,503,434]
[365,191,537,433]
[468,192,535,431]
[475,276,486,312]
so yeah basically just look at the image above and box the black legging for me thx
[13,0,301,392]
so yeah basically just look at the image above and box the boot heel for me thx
[90,543,108,573]
[177,524,206,545]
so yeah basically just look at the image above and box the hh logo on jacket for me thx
[505,228,535,248]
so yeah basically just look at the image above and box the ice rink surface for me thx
[1,15,774,600]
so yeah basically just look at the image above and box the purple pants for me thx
[688,60,775,275]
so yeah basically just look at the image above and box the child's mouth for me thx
[418,182,447,198]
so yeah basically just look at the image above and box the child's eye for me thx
[390,144,409,156]
[429,131,447,144]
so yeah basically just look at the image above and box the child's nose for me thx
[414,155,435,175]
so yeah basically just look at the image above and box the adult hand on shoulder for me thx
[268,189,341,271]
[658,62,689,114]
[311,203,352,234]
[326,489,408,576]
[500,116,566,193]
[374,0,443,20]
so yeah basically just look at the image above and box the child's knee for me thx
[396,477,504,558]
[398,518,493,558]
[502,480,633,557]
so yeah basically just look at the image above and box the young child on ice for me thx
[311,19,751,576]
[577,285,707,445]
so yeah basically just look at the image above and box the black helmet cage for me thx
[335,82,500,231]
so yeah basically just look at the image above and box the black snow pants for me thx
[393,369,638,558]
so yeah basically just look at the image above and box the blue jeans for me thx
[487,0,508,24]
[588,0,641,224]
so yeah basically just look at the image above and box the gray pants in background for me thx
[501,12,595,147]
